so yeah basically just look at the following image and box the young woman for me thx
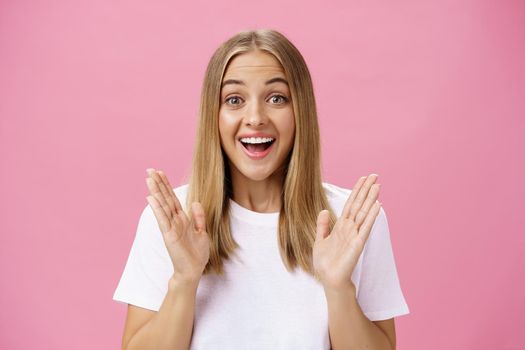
[113,29,409,350]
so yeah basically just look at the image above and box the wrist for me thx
[168,274,200,293]
[323,281,357,299]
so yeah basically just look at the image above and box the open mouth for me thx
[239,137,275,153]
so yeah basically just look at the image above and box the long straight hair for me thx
[186,28,336,278]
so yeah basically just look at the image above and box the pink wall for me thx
[1,0,524,349]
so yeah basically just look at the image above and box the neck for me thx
[229,166,285,213]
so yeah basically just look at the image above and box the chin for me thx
[228,161,276,182]
[239,168,274,182]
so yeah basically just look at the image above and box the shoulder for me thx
[172,183,190,211]
[322,182,352,200]
[322,182,353,217]
[322,181,387,222]
[140,183,190,219]
[172,183,189,199]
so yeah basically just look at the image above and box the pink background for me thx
[1,0,524,349]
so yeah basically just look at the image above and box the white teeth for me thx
[240,137,275,144]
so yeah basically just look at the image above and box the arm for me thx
[121,169,211,349]
[123,276,198,350]
[314,175,399,349]
[324,285,396,350]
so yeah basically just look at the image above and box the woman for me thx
[113,28,409,349]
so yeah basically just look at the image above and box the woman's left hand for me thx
[313,174,382,291]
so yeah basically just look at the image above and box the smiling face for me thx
[218,49,296,183]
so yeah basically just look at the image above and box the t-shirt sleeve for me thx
[356,206,410,321]
[112,202,175,312]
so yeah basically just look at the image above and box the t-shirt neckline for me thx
[228,198,280,227]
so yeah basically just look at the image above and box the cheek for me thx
[278,114,296,145]
[218,112,238,145]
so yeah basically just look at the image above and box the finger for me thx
[315,210,331,241]
[341,176,367,218]
[157,170,184,213]
[354,184,381,228]
[191,202,206,233]
[357,201,381,241]
[146,195,172,234]
[348,174,378,222]
[146,177,173,222]
[147,170,178,218]
[153,170,182,219]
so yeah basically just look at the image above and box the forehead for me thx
[223,50,285,77]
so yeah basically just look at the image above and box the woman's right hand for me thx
[145,168,210,286]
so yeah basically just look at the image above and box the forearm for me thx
[126,276,198,350]
[324,285,393,350]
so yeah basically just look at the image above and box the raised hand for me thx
[145,168,210,285]
[313,174,382,291]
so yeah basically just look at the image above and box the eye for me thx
[225,96,243,106]
[269,94,289,104]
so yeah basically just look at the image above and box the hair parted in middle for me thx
[186,28,337,279]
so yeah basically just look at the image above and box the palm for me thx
[313,220,365,288]
[313,174,382,290]
[145,168,210,283]
[163,208,210,281]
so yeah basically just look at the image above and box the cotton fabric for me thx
[113,182,409,349]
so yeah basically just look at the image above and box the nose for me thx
[244,100,267,126]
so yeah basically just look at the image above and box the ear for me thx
[315,209,331,242]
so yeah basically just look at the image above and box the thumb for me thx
[316,209,331,242]
[191,202,206,233]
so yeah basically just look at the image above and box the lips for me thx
[241,139,274,152]
[238,138,275,160]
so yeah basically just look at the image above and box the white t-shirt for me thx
[113,182,409,349]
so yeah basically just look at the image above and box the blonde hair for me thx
[186,28,336,277]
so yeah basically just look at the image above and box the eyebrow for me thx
[221,77,289,88]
